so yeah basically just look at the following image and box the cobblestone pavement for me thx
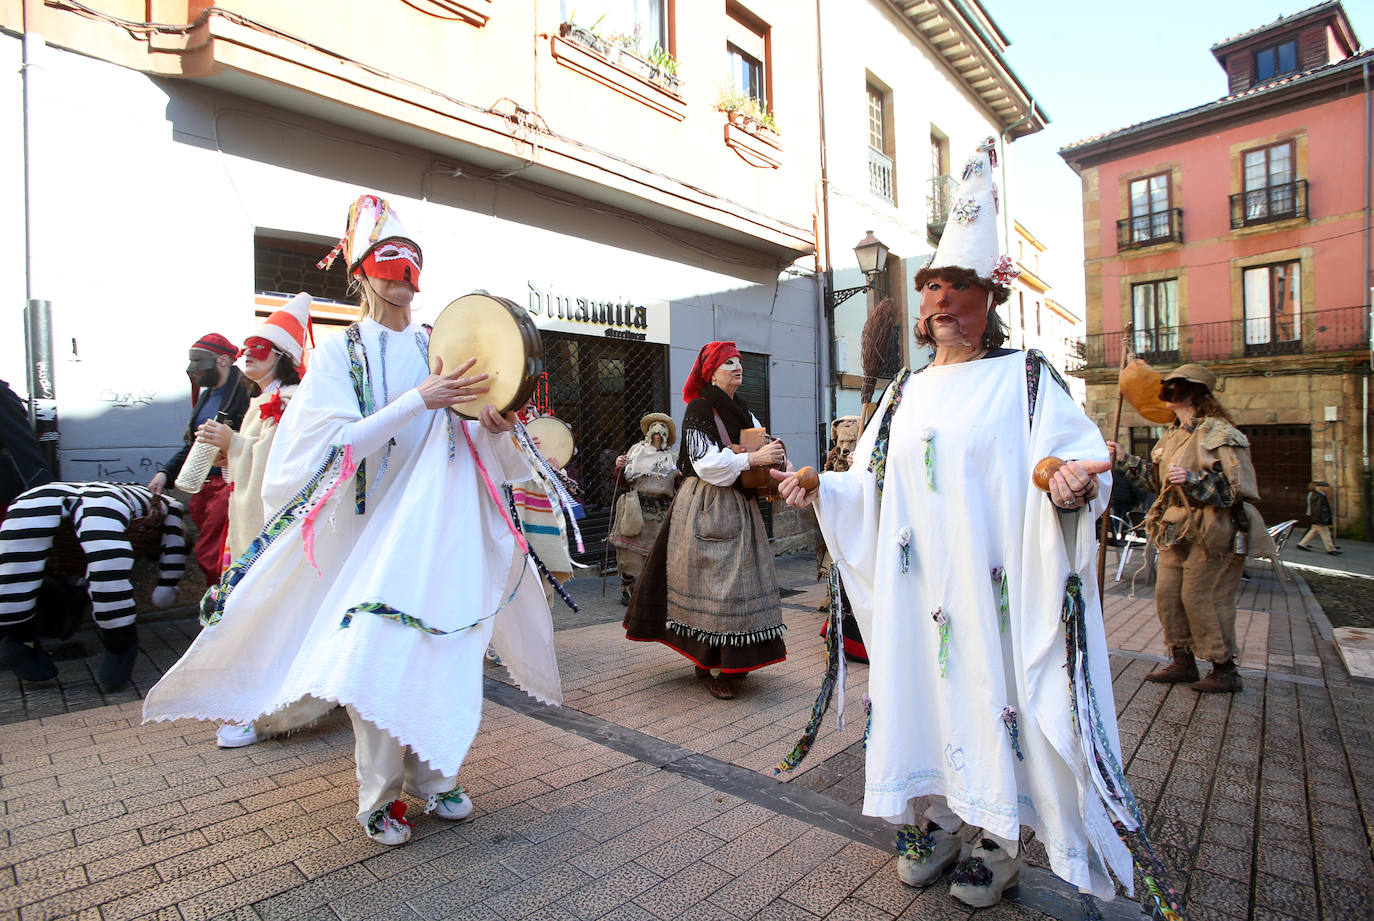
[2,553,1372,920]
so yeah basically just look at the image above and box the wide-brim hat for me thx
[253,292,313,365]
[1164,363,1217,391]
[924,137,1018,291]
[641,412,676,446]
[317,194,423,274]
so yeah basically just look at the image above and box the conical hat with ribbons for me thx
[927,137,1018,290]
[317,194,423,273]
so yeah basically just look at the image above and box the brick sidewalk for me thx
[2,553,1372,920]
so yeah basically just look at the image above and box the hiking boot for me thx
[895,822,962,887]
[365,800,413,846]
[216,722,258,748]
[1193,660,1243,694]
[426,787,474,822]
[1145,647,1199,684]
[948,837,1021,908]
[0,635,58,682]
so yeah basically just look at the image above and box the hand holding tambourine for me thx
[771,466,820,508]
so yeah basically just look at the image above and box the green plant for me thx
[715,84,777,132]
[646,44,679,77]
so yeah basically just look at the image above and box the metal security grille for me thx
[540,333,669,567]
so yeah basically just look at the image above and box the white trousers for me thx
[926,796,1019,857]
[348,705,458,825]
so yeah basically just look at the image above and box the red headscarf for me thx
[682,341,741,404]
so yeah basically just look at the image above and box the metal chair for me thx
[1115,516,1155,583]
[1258,519,1297,582]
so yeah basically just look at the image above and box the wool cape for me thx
[224,382,296,560]
[144,318,562,774]
[813,351,1131,898]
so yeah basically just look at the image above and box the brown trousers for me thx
[1155,542,1245,663]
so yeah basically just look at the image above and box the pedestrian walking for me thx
[1295,481,1341,554]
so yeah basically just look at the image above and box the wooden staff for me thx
[1096,322,1134,602]
[602,466,623,597]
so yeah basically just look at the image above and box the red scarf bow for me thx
[259,392,286,424]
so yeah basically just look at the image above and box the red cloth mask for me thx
[240,337,280,362]
[916,277,990,348]
[356,240,422,291]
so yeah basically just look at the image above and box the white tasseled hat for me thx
[253,292,313,365]
[317,194,423,274]
[927,137,1019,290]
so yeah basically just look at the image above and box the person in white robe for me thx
[774,140,1185,919]
[192,293,311,750]
[144,196,561,847]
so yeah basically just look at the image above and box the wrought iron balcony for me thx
[1116,208,1184,251]
[1229,179,1308,229]
[868,147,894,204]
[1076,305,1368,369]
[928,174,960,236]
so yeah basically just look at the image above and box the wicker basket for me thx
[46,500,167,578]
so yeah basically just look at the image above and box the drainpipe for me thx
[1000,100,1038,348]
[1362,61,1371,538]
[814,0,836,443]
[21,4,59,476]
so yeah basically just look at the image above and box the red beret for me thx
[192,333,237,357]
[682,341,741,404]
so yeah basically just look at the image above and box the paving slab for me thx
[2,552,1372,920]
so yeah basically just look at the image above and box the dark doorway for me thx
[540,333,669,568]
[1240,424,1311,527]
[738,351,774,537]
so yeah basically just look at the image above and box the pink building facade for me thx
[1061,2,1374,535]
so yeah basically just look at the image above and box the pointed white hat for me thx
[928,137,1019,290]
[253,291,313,365]
[317,194,423,274]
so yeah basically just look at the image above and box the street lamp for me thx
[827,230,890,310]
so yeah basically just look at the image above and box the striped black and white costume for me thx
[0,482,186,630]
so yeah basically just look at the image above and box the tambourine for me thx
[429,293,544,418]
[525,416,575,469]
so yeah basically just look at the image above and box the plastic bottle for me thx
[174,410,230,494]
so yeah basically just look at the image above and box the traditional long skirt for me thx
[624,477,785,673]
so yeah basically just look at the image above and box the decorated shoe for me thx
[426,786,474,822]
[215,722,258,748]
[895,822,962,887]
[365,800,413,846]
[948,837,1021,908]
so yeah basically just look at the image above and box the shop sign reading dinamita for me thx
[525,281,668,344]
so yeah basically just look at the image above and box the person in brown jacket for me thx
[1109,363,1273,693]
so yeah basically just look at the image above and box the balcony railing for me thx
[1229,179,1308,229]
[928,174,960,236]
[869,147,894,204]
[1116,208,1184,251]
[1076,305,1368,369]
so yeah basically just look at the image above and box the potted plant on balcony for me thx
[559,15,611,57]
[715,85,778,136]
[646,44,681,90]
